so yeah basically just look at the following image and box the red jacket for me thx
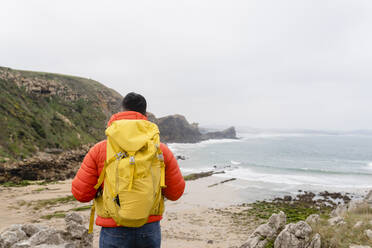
[71,111,185,227]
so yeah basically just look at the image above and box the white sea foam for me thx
[231,160,241,165]
[212,167,372,189]
[367,162,372,169]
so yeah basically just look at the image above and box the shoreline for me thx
[0,174,368,247]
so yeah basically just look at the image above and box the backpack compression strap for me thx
[89,154,120,234]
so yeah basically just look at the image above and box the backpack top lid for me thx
[105,119,159,152]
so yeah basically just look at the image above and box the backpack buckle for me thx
[129,156,135,165]
[115,152,126,160]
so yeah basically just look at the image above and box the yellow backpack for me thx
[88,119,166,233]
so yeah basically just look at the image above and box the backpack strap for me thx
[127,151,136,190]
[156,144,166,188]
[94,153,123,190]
[89,153,123,234]
[88,204,95,234]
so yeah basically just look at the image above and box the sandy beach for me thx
[0,176,259,248]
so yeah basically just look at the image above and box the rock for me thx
[348,199,364,213]
[349,245,371,248]
[202,127,238,140]
[11,240,31,248]
[353,221,364,229]
[0,229,27,248]
[328,217,346,226]
[240,211,286,248]
[176,155,186,160]
[365,230,372,241]
[331,204,348,217]
[307,233,321,248]
[305,214,320,225]
[64,213,83,225]
[268,211,286,230]
[274,221,312,248]
[29,229,63,246]
[66,222,86,240]
[21,224,42,237]
[365,190,372,205]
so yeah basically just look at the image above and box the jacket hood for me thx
[105,112,157,152]
[107,111,148,127]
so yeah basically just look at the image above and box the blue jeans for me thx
[99,221,161,248]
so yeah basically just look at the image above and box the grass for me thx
[311,203,372,248]
[0,180,59,187]
[32,195,76,210]
[1,180,32,187]
[244,201,330,223]
[0,66,118,160]
[40,211,66,220]
[40,205,91,220]
[70,205,91,211]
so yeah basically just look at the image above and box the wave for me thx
[167,138,241,152]
[231,160,241,165]
[213,167,372,189]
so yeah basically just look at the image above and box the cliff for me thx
[149,113,237,143]
[0,66,237,162]
[0,66,122,160]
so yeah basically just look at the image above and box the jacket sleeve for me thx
[160,143,185,201]
[71,143,101,202]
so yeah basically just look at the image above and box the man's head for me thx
[122,92,147,116]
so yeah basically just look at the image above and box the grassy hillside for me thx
[0,67,122,161]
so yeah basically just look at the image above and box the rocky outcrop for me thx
[240,211,286,248]
[157,115,201,143]
[274,221,313,248]
[0,213,92,248]
[151,113,237,143]
[0,145,91,183]
[201,127,237,140]
[0,67,121,114]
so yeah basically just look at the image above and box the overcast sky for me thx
[1,0,372,130]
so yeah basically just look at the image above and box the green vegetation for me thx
[311,203,372,247]
[0,180,32,187]
[32,195,76,210]
[40,205,91,220]
[244,201,330,223]
[40,211,66,220]
[0,180,58,187]
[0,67,122,160]
[70,205,91,211]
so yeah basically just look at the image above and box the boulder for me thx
[328,217,345,226]
[240,211,286,248]
[0,229,27,248]
[331,204,348,217]
[348,199,364,213]
[20,224,42,237]
[274,221,312,248]
[307,233,321,248]
[365,190,372,205]
[64,213,83,225]
[28,229,64,246]
[353,221,364,229]
[305,214,320,225]
[365,230,372,241]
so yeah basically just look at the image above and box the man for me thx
[72,92,185,248]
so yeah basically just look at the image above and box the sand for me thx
[0,176,259,248]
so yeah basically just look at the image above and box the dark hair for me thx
[122,92,147,115]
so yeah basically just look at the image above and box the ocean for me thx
[168,132,372,202]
